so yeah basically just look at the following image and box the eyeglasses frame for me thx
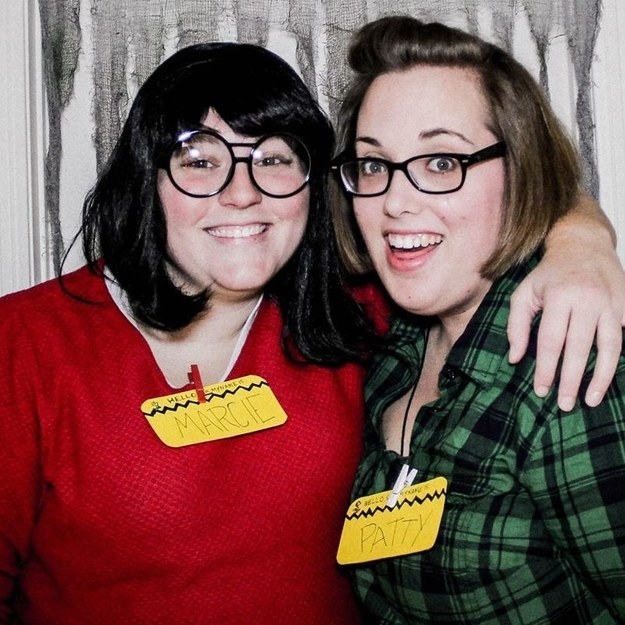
[165,129,312,199]
[332,141,507,197]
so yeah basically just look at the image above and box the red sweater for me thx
[0,267,371,624]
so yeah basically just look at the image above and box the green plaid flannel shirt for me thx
[350,258,625,624]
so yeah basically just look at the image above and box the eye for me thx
[359,159,387,176]
[254,153,294,168]
[177,145,222,169]
[426,157,458,174]
[184,158,214,169]
[253,136,302,169]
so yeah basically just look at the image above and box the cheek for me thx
[353,204,378,242]
[476,193,504,247]
[290,195,310,223]
[455,172,505,245]
[280,192,310,234]
[158,175,205,228]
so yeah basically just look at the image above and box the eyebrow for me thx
[355,128,476,148]
[354,136,381,147]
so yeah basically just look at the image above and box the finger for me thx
[555,311,597,412]
[507,285,537,364]
[584,313,623,407]
[532,306,571,399]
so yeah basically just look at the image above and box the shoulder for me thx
[0,265,112,334]
[1,264,104,303]
[508,334,625,461]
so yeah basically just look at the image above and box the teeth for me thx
[387,233,443,249]
[207,224,266,238]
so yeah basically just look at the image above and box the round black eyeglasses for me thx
[166,129,312,199]
[332,141,506,197]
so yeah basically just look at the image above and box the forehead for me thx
[200,109,257,143]
[357,65,493,145]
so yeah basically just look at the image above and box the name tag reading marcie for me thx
[141,375,287,447]
[337,476,447,565]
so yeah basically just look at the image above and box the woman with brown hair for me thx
[333,16,625,624]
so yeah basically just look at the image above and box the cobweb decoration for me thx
[38,0,602,268]
[38,0,81,271]
[563,0,602,196]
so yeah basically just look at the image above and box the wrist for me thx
[546,197,617,251]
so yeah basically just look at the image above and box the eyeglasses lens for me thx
[250,135,310,197]
[407,157,463,193]
[169,133,231,197]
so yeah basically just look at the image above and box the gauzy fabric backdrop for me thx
[38,0,601,272]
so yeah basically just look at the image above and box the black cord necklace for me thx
[399,375,420,458]
[387,376,420,507]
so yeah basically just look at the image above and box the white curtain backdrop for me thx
[3,0,624,296]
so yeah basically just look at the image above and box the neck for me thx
[425,303,479,371]
[137,293,263,387]
[435,292,488,349]
[147,293,262,344]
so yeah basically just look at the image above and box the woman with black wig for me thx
[0,41,623,624]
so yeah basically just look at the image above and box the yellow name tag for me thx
[336,476,447,565]
[141,375,287,447]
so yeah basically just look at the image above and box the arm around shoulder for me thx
[508,192,625,411]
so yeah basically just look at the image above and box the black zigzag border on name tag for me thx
[142,379,269,417]
[345,488,447,520]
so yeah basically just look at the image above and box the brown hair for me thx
[332,15,581,280]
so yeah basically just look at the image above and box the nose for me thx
[382,169,424,218]
[218,160,262,208]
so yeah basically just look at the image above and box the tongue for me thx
[392,237,441,250]
[391,245,435,259]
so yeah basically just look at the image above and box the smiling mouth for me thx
[387,233,443,250]
[206,224,268,238]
